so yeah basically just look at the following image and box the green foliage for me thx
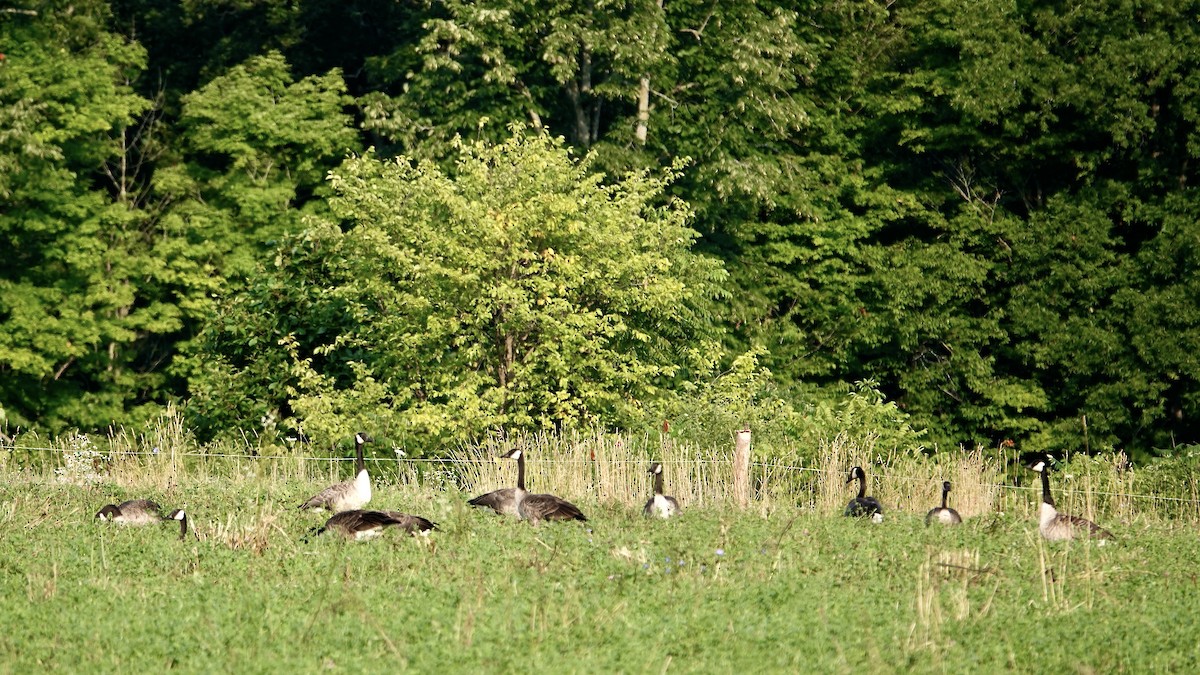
[363,0,674,154]
[188,129,727,448]
[0,5,177,430]
[643,351,925,461]
[6,0,1200,459]
[160,50,360,279]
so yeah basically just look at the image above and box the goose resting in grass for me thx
[299,432,373,513]
[311,509,434,540]
[925,481,963,526]
[467,447,585,525]
[643,462,680,519]
[1027,457,1113,544]
[467,448,528,517]
[95,499,188,540]
[843,466,884,522]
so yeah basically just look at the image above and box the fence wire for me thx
[4,442,1196,507]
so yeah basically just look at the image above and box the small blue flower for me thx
[715,548,725,556]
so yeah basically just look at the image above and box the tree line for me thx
[2,0,1197,459]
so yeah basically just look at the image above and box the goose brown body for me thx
[313,510,414,540]
[518,493,587,525]
[95,499,189,540]
[925,481,963,526]
[843,466,884,522]
[643,462,680,519]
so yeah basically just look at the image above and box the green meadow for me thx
[3,435,1200,674]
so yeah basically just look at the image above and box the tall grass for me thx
[4,411,1200,525]
[451,429,734,510]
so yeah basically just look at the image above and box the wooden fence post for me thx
[733,428,752,508]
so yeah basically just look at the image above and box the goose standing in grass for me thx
[95,499,188,540]
[643,462,680,519]
[1028,457,1113,544]
[298,432,373,513]
[309,510,418,541]
[843,466,884,522]
[925,481,963,526]
[467,448,528,517]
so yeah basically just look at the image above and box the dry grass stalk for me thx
[911,547,989,651]
[208,511,286,554]
[453,430,736,510]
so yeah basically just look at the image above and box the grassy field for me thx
[3,436,1200,675]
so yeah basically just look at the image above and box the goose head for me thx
[354,432,373,445]
[846,466,866,484]
[167,509,188,539]
[500,449,522,461]
[95,504,121,521]
[648,462,664,476]
[942,480,952,493]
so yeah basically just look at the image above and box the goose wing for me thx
[519,493,587,524]
[1063,513,1113,539]
[299,479,355,511]
[468,487,526,517]
[845,497,884,518]
[119,499,163,514]
[116,499,166,523]
[319,510,405,538]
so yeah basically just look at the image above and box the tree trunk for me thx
[567,47,594,146]
[636,77,650,144]
[635,0,664,145]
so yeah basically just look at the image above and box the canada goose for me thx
[643,462,680,518]
[310,510,414,541]
[299,432,373,513]
[467,448,528,517]
[843,466,884,522]
[925,481,963,526]
[508,450,587,525]
[1028,458,1113,544]
[95,499,188,540]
